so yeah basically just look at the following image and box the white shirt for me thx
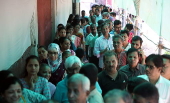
[88,88,104,103]
[138,75,170,103]
[93,35,113,68]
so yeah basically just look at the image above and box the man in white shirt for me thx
[93,23,113,71]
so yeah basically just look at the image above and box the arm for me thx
[138,49,145,65]
[42,78,51,99]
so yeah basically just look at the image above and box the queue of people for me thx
[1,4,170,103]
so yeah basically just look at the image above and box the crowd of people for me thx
[0,4,170,103]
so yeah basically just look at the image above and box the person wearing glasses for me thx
[138,54,170,103]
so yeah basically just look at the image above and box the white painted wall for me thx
[0,0,38,70]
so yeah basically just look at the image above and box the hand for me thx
[29,76,36,90]
[138,49,145,58]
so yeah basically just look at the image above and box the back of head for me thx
[64,56,82,69]
[162,54,170,61]
[114,20,121,26]
[146,54,163,68]
[134,82,159,103]
[79,63,98,86]
[75,48,84,59]
[104,89,133,103]
[127,77,148,94]
[120,30,129,37]
[125,24,133,31]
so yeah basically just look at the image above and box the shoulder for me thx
[56,78,67,88]
[98,71,105,77]
[160,76,170,85]
[38,77,48,82]
[119,65,128,71]
[137,75,148,80]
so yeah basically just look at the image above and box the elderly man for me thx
[98,51,128,96]
[104,89,133,103]
[161,54,170,80]
[93,23,113,72]
[53,56,82,103]
[119,48,145,78]
[67,74,90,103]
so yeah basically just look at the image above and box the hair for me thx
[62,51,71,57]
[103,51,117,62]
[75,48,84,59]
[112,35,124,43]
[66,24,73,30]
[125,24,133,31]
[25,55,39,76]
[162,54,170,62]
[57,24,64,29]
[102,12,109,18]
[134,82,159,103]
[101,23,108,30]
[127,48,140,57]
[39,63,50,71]
[101,9,108,14]
[59,37,70,45]
[132,36,143,46]
[104,89,133,103]
[0,70,13,83]
[67,14,74,23]
[105,19,112,24]
[81,18,86,24]
[127,77,148,94]
[120,30,129,37]
[98,20,104,26]
[58,27,66,32]
[0,77,23,94]
[79,63,98,86]
[90,23,96,29]
[114,20,121,26]
[146,54,163,68]
[38,45,47,50]
[68,74,90,92]
[110,12,116,16]
[64,56,82,69]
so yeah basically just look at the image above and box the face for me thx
[61,39,71,51]
[131,40,141,49]
[121,33,129,43]
[67,28,74,35]
[114,24,121,34]
[48,48,58,61]
[161,58,170,80]
[66,63,81,78]
[89,10,93,16]
[145,60,161,79]
[104,55,118,72]
[62,52,71,61]
[3,83,22,103]
[90,25,97,34]
[113,38,123,51]
[95,10,99,15]
[127,52,139,67]
[59,29,66,37]
[38,48,48,60]
[105,97,125,103]
[102,25,109,35]
[74,25,80,33]
[81,11,85,17]
[39,66,51,80]
[26,59,39,75]
[97,27,102,36]
[108,22,113,31]
[68,82,88,103]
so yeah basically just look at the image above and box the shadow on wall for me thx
[8,45,37,78]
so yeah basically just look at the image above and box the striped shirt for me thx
[20,77,51,99]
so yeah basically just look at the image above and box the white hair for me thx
[64,56,82,69]
[48,43,60,52]
[68,74,90,91]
